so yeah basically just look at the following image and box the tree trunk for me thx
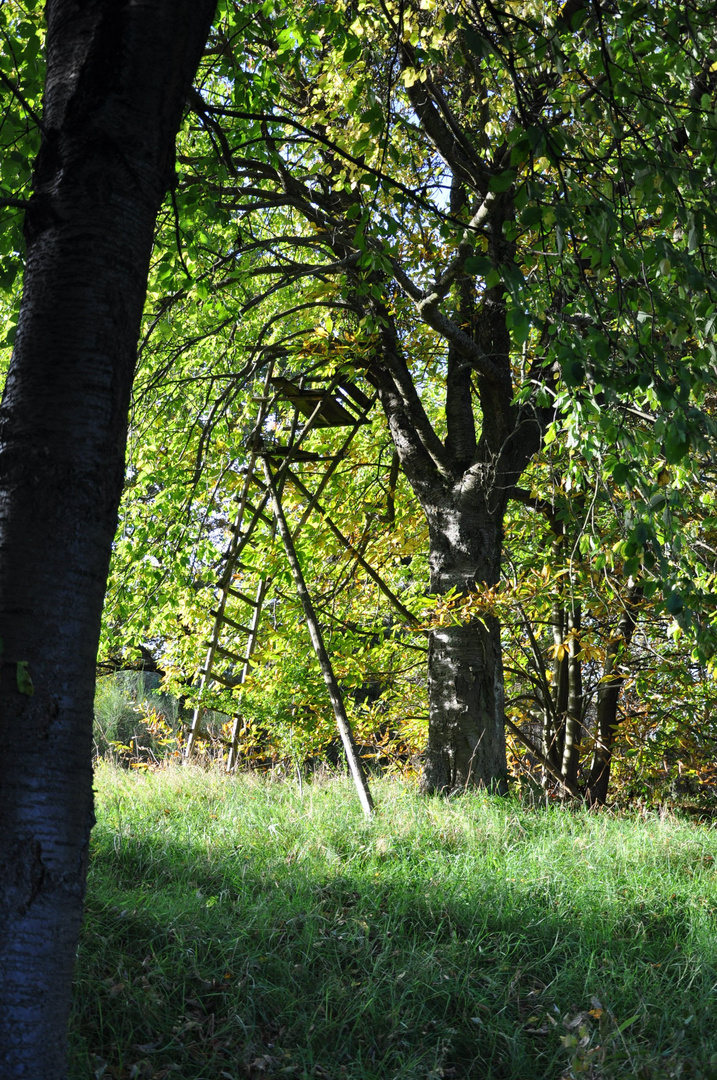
[542,604,567,779]
[367,286,541,797]
[586,585,642,806]
[419,497,508,794]
[560,605,583,789]
[423,616,507,793]
[0,4,215,1077]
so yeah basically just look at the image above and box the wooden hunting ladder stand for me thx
[184,362,381,814]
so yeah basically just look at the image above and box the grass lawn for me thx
[71,763,717,1079]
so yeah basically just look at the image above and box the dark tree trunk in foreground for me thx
[0,3,215,1076]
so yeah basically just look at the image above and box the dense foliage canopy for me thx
[3,0,717,804]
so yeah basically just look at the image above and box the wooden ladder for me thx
[184,367,376,768]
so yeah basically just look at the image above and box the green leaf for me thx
[611,461,631,485]
[510,137,531,167]
[520,205,543,229]
[666,592,684,616]
[464,255,493,276]
[569,6,589,30]
[489,170,516,193]
[342,38,361,64]
[563,359,584,387]
[463,27,490,58]
[616,1014,641,1035]
[508,307,530,345]
[16,660,34,697]
[594,338,610,363]
[664,427,688,464]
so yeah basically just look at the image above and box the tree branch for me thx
[511,487,562,535]
[0,70,45,134]
[0,197,30,211]
[505,716,582,799]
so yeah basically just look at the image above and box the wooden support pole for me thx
[262,457,374,817]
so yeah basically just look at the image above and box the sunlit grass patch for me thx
[70,763,717,1079]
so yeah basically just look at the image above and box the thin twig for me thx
[0,70,45,133]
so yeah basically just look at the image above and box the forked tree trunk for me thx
[419,497,508,794]
[0,4,215,1077]
[368,281,541,796]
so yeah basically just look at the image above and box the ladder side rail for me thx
[220,381,306,769]
[225,575,269,771]
[223,382,325,769]
[186,449,264,757]
[217,488,272,582]
[191,372,366,760]
[185,362,276,757]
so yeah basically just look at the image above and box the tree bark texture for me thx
[541,604,567,777]
[0,3,215,1077]
[586,584,642,806]
[560,605,583,789]
[418,491,509,794]
[424,615,507,793]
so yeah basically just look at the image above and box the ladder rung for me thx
[227,585,261,603]
[206,669,243,689]
[240,500,273,526]
[224,561,265,578]
[214,643,252,665]
[265,448,334,461]
[211,610,254,634]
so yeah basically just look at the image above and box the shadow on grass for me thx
[70,823,717,1080]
